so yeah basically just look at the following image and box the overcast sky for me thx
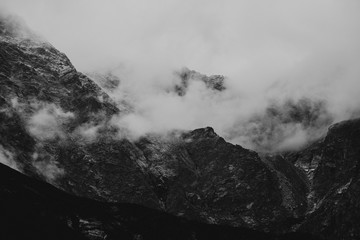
[1,0,360,150]
[2,0,359,76]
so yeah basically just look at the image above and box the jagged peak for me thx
[184,126,219,140]
[174,67,226,96]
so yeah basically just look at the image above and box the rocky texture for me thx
[134,128,308,232]
[0,15,161,208]
[174,67,226,96]
[0,163,322,240]
[283,118,360,240]
[1,15,360,240]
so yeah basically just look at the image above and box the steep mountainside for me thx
[1,15,360,240]
[284,118,360,240]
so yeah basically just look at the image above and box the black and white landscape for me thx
[1,1,360,240]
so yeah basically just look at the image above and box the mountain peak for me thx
[174,67,226,96]
[186,126,218,139]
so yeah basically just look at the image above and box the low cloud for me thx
[106,69,338,151]
[0,145,20,171]
[27,104,74,141]
[32,150,64,182]
[75,123,102,142]
[223,98,333,151]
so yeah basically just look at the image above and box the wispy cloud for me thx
[32,149,64,182]
[27,103,74,141]
[0,145,20,171]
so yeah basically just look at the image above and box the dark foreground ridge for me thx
[0,163,321,240]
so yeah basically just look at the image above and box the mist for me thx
[2,0,360,151]
[27,103,74,141]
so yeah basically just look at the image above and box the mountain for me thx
[1,14,359,240]
[1,161,323,240]
[285,118,360,240]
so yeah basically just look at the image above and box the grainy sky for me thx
[1,0,360,150]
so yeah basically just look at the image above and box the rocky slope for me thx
[1,15,360,240]
[283,118,360,240]
[1,162,324,240]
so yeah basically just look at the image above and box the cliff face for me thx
[284,118,360,240]
[1,16,359,240]
[134,128,309,231]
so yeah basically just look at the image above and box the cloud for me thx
[223,98,333,151]
[27,104,74,141]
[72,120,107,143]
[74,123,102,142]
[32,150,64,182]
[2,0,360,151]
[0,145,20,171]
[108,69,336,151]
